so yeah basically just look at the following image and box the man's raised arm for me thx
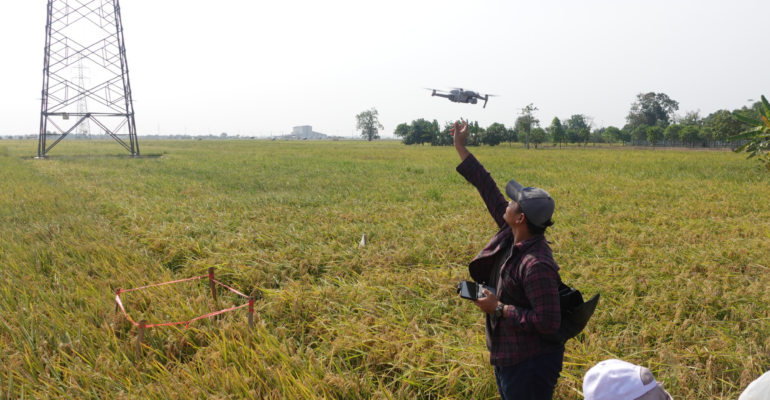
[452,120,509,229]
[450,120,472,162]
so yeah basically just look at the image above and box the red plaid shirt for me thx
[457,154,562,366]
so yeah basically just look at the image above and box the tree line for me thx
[392,93,765,148]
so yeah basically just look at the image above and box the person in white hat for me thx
[739,370,770,400]
[583,359,672,400]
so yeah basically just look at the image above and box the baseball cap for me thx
[739,370,770,400]
[505,180,555,228]
[583,359,667,400]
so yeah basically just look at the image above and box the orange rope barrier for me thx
[115,273,251,329]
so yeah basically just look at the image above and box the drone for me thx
[426,88,497,108]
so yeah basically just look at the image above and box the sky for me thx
[1,0,768,138]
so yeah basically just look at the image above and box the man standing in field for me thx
[450,120,563,399]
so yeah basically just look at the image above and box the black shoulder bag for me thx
[496,240,600,344]
[487,239,600,345]
[538,282,600,344]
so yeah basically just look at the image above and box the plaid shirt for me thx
[456,154,562,366]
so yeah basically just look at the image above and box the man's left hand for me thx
[473,289,501,314]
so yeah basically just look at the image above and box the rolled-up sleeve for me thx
[503,262,561,334]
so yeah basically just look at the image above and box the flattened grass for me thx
[0,140,768,399]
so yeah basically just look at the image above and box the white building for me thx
[292,125,327,139]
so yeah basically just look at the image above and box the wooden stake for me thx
[115,288,120,312]
[208,267,217,303]
[248,297,254,329]
[135,319,146,359]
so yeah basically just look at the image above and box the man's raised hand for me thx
[450,119,472,162]
[450,120,469,147]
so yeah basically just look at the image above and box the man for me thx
[450,120,563,399]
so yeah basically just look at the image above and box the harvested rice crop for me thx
[0,140,768,399]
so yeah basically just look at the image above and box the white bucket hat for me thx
[584,359,670,400]
[739,370,770,400]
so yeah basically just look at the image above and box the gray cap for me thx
[505,180,555,228]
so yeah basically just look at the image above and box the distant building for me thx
[292,125,327,139]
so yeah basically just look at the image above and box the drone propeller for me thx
[423,88,448,93]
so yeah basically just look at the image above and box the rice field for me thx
[0,139,768,399]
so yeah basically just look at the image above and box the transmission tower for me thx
[37,0,139,157]
[74,53,91,139]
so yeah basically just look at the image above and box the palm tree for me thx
[729,95,770,172]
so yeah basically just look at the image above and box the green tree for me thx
[730,95,770,172]
[395,119,435,145]
[564,115,591,146]
[620,125,634,144]
[530,127,546,148]
[626,92,680,129]
[664,124,683,140]
[412,119,435,145]
[356,108,384,141]
[506,127,518,146]
[704,110,745,141]
[484,123,507,146]
[567,130,580,144]
[604,126,622,146]
[733,101,764,122]
[679,110,703,127]
[590,128,604,146]
[429,119,451,146]
[631,124,649,141]
[680,125,700,144]
[393,123,411,143]
[467,121,484,147]
[549,117,566,148]
[646,126,663,148]
[699,126,714,141]
[519,104,539,149]
[578,128,590,146]
[513,115,536,144]
[436,121,455,146]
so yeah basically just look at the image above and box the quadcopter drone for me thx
[426,88,497,108]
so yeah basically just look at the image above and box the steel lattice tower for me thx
[37,0,139,157]
[74,53,91,138]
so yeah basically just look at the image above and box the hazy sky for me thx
[2,0,768,138]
